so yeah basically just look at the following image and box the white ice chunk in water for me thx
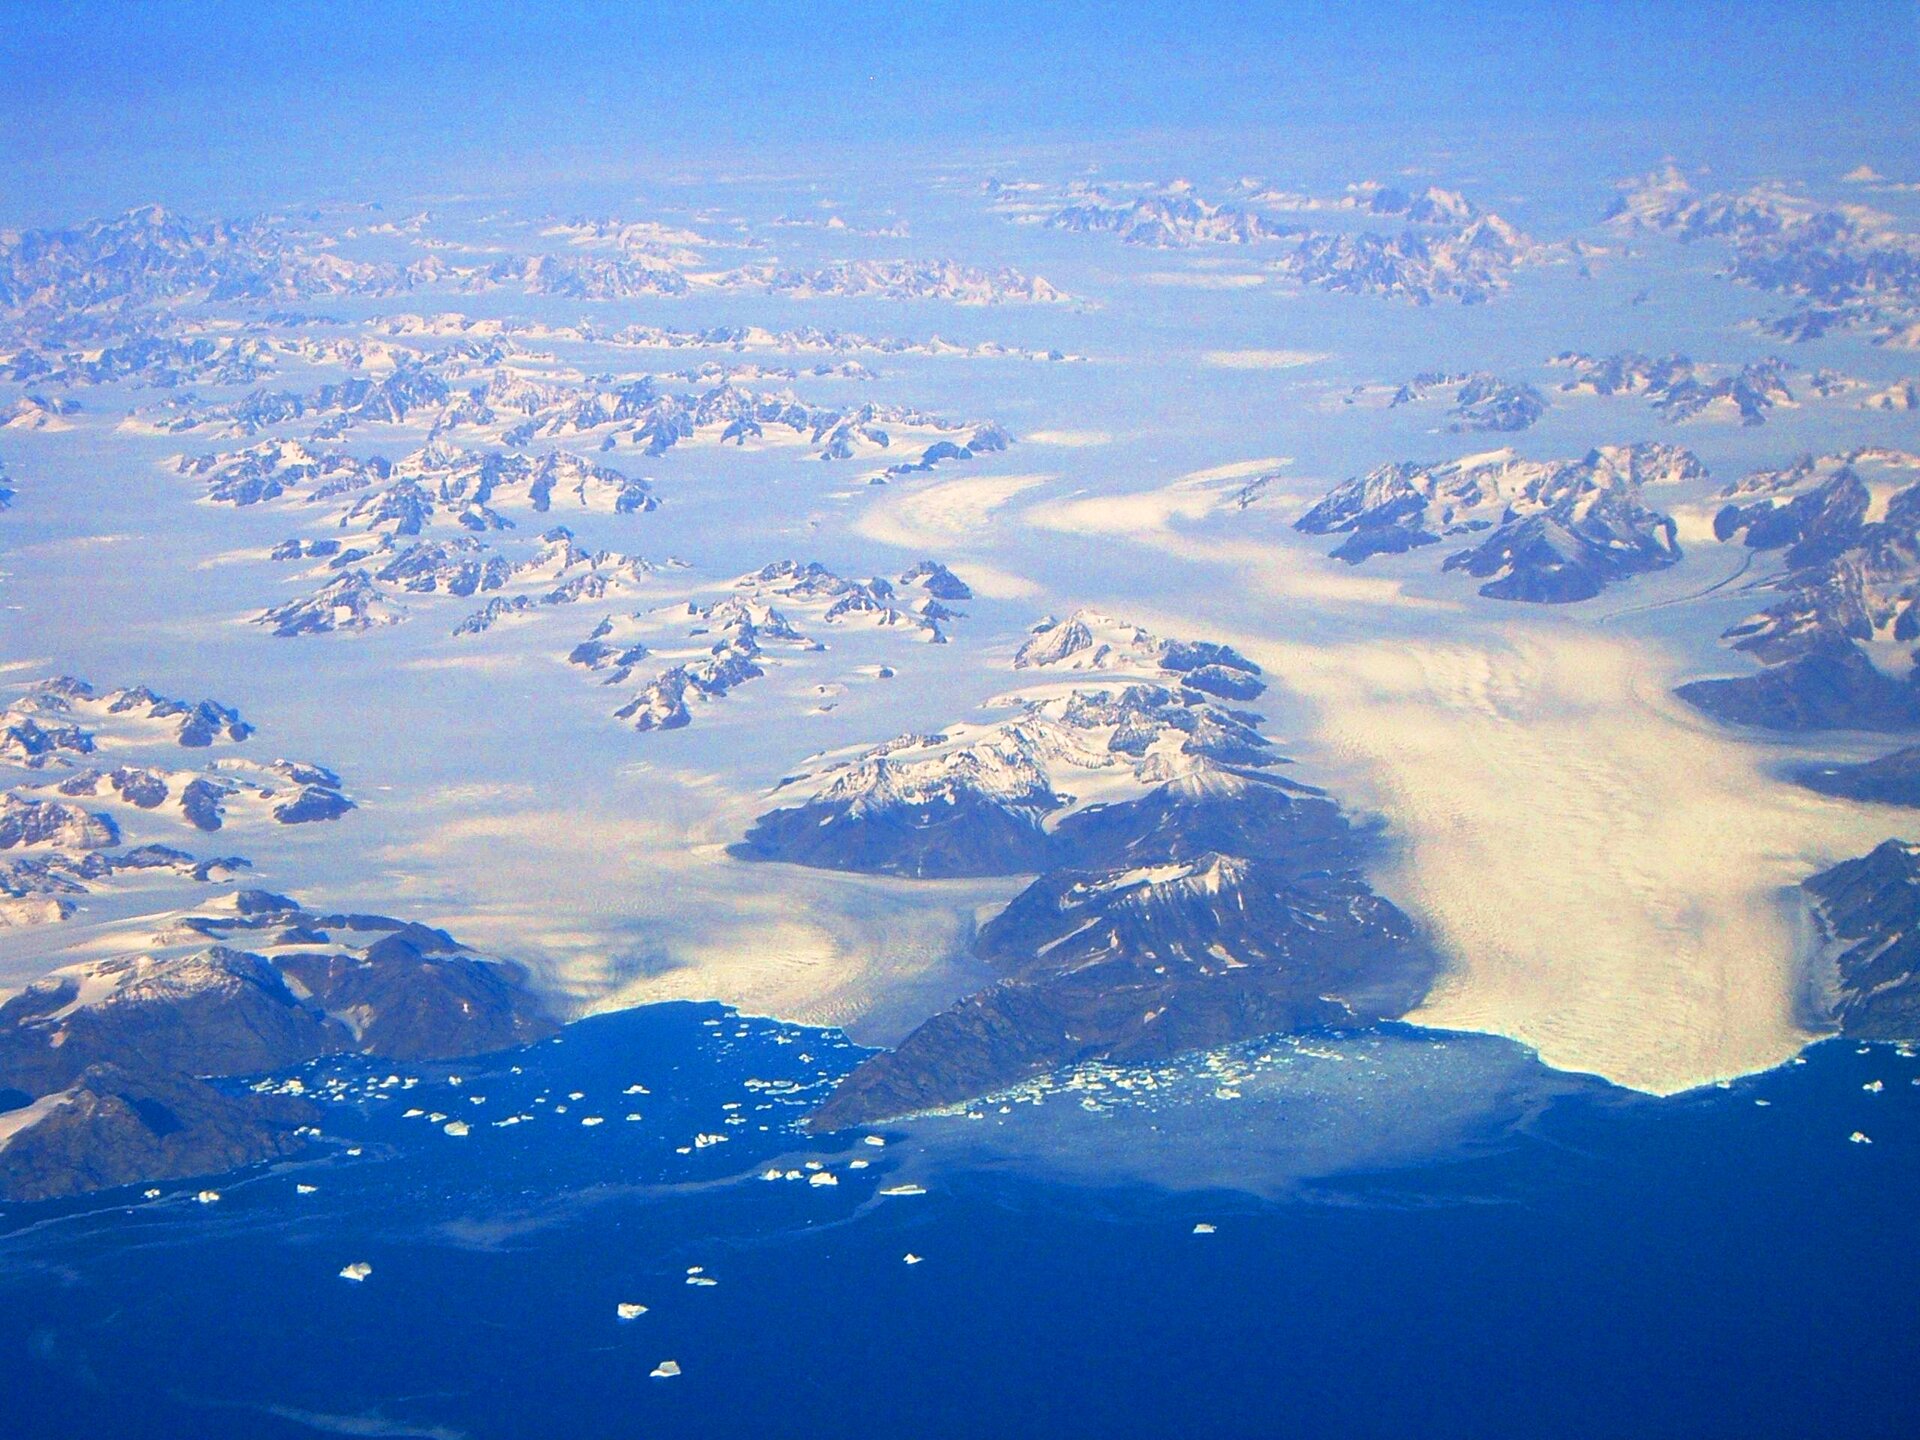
[617,1303,649,1321]
[339,1262,373,1283]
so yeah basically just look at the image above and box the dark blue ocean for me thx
[3,1003,1917,1440]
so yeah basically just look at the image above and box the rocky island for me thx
[0,890,555,1200]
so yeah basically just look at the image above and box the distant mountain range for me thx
[1678,448,1920,730]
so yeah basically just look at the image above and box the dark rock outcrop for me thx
[0,1064,316,1202]
[809,845,1433,1131]
[0,894,556,1200]
[1793,745,1920,806]
[1677,647,1920,733]
[1804,841,1920,1038]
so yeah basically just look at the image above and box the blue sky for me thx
[0,1,1915,222]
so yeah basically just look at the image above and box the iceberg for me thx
[339,1262,373,1283]
[616,1302,648,1321]
[650,1360,681,1379]
[443,1120,471,1136]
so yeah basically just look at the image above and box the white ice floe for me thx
[1864,1081,1884,1093]
[808,1170,838,1187]
[443,1120,471,1137]
[863,1135,886,1148]
[339,1262,373,1283]
[616,1302,649,1321]
[296,1184,318,1195]
[903,1253,923,1265]
[581,1116,604,1126]
[1192,1223,1217,1235]
[878,1184,926,1197]
[1851,1131,1874,1144]
[650,1360,681,1379]
[195,1190,220,1204]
